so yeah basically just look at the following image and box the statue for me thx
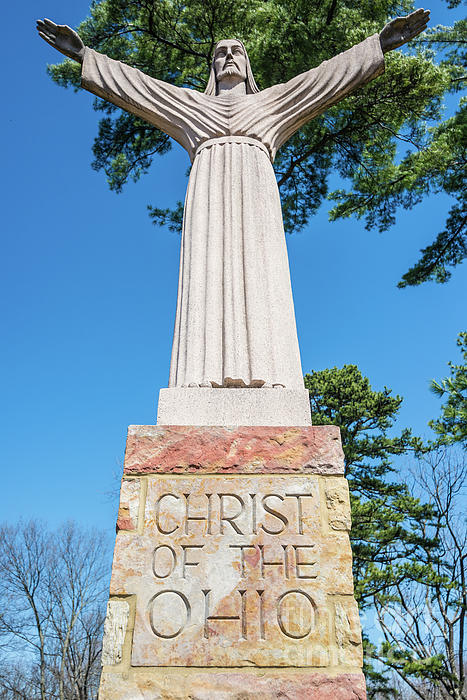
[37,11,429,390]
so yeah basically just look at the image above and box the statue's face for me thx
[214,40,247,85]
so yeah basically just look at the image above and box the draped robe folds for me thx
[81,36,384,389]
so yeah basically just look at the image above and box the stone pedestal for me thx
[157,388,312,426]
[99,425,367,699]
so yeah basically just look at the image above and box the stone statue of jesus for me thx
[37,10,429,390]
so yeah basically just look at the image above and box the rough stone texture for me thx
[101,599,130,665]
[99,425,365,698]
[108,475,355,667]
[99,669,367,699]
[325,477,352,531]
[116,478,141,531]
[124,424,345,476]
[157,387,312,427]
[334,597,364,667]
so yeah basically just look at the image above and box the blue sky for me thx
[2,0,465,530]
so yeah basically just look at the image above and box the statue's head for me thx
[204,39,260,95]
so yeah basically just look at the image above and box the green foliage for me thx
[305,365,436,696]
[397,19,467,287]
[430,331,467,445]
[378,643,447,682]
[367,334,467,696]
[372,447,467,697]
[92,112,171,191]
[48,0,465,285]
[305,366,428,600]
[148,200,184,232]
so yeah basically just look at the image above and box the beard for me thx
[216,66,244,81]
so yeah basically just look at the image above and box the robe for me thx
[81,35,384,389]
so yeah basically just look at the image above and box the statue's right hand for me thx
[36,18,85,63]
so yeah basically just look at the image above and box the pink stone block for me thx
[123,425,344,475]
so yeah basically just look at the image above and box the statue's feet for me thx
[182,379,286,388]
[223,378,285,388]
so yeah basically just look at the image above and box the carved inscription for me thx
[154,491,314,536]
[114,475,355,667]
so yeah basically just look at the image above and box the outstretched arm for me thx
[36,19,84,63]
[265,8,430,157]
[379,8,430,53]
[36,18,201,159]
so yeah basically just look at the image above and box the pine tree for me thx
[48,0,465,286]
[305,365,435,696]
[430,331,467,446]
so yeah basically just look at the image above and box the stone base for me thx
[157,387,312,426]
[99,425,366,699]
[99,669,367,699]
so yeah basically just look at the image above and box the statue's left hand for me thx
[379,8,430,53]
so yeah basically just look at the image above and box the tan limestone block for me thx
[319,534,354,595]
[109,531,148,596]
[101,599,130,665]
[324,478,351,532]
[117,478,142,531]
[332,596,364,667]
[107,474,358,668]
[98,669,367,699]
[123,425,345,476]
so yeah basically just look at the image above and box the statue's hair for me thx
[204,39,260,96]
